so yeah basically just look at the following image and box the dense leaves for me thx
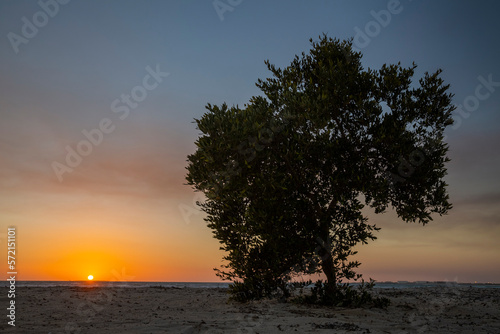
[186,36,454,303]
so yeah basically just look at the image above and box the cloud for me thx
[453,191,500,208]
[0,110,195,200]
[447,130,500,177]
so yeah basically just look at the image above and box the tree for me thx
[186,35,454,302]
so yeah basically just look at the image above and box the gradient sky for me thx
[1,0,499,283]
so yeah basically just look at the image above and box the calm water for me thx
[1,281,499,289]
[0,281,229,288]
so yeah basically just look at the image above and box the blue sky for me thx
[0,0,499,282]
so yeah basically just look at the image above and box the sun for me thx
[87,275,94,281]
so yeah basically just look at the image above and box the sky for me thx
[0,0,499,283]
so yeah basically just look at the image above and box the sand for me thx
[1,286,499,333]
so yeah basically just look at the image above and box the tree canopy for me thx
[186,35,454,303]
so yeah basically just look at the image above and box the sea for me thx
[1,281,499,289]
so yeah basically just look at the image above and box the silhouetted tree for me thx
[186,35,454,302]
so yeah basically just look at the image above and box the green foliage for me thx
[293,279,390,308]
[228,278,291,302]
[185,35,454,305]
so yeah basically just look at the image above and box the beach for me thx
[1,286,499,333]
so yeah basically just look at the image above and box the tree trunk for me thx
[318,228,336,287]
[321,253,336,285]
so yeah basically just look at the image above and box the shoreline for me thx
[1,286,499,333]
[3,280,500,289]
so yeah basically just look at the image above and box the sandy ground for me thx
[1,286,499,333]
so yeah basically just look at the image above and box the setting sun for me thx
[87,275,94,281]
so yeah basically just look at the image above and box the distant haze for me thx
[0,0,499,283]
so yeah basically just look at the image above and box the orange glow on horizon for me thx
[5,191,499,284]
[10,212,226,282]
